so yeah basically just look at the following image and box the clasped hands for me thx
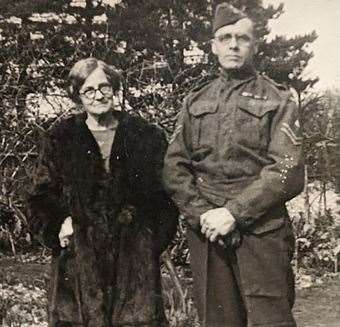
[200,207,236,244]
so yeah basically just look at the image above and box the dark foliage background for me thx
[0,0,338,275]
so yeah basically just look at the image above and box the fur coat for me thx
[27,111,179,327]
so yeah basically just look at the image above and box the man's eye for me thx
[238,35,251,43]
[218,34,232,42]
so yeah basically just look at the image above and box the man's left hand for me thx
[200,207,236,242]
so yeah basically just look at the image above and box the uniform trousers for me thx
[187,221,296,327]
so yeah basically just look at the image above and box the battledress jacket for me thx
[163,71,305,234]
[27,111,179,327]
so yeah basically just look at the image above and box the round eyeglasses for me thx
[80,84,113,100]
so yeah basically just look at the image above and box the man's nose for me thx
[228,36,239,49]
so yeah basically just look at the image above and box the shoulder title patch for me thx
[262,74,287,90]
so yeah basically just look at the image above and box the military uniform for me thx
[163,69,304,327]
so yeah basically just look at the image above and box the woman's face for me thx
[79,67,116,116]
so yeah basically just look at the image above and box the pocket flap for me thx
[189,100,218,117]
[238,97,278,117]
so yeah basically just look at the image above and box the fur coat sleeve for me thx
[27,131,70,249]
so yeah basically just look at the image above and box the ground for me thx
[294,275,340,327]
[0,256,339,326]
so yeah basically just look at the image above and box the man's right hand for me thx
[58,216,73,248]
[200,207,236,242]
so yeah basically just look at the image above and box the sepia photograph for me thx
[0,0,339,326]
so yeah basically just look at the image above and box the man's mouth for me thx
[225,55,241,60]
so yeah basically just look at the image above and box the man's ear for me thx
[211,40,217,55]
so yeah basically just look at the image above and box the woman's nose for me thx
[94,89,104,100]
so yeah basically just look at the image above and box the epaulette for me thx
[189,74,218,93]
[262,74,288,91]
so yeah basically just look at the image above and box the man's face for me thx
[211,18,257,71]
[79,68,115,116]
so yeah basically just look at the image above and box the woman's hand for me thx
[58,216,74,248]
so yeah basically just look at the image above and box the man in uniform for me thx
[163,3,304,327]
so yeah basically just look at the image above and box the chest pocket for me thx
[189,100,218,150]
[234,97,279,150]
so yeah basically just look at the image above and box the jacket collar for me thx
[218,66,257,95]
[220,66,256,83]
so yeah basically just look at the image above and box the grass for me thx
[0,254,199,326]
[1,254,339,326]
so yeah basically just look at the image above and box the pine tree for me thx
[0,0,318,120]
[104,0,317,89]
[0,0,113,117]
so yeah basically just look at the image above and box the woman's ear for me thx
[68,84,75,102]
[68,84,81,105]
[68,84,74,95]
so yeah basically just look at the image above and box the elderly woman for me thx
[28,58,178,327]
